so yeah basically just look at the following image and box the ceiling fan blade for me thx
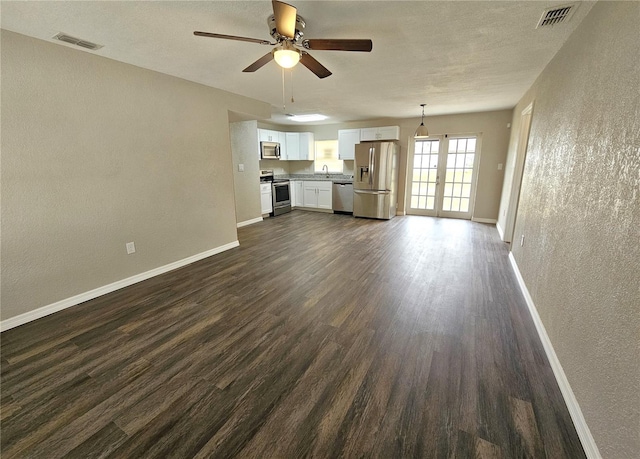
[302,39,373,52]
[194,31,271,45]
[300,52,332,79]
[243,52,274,72]
[272,0,297,39]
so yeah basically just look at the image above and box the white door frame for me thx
[503,102,533,242]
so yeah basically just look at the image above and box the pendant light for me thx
[414,103,429,138]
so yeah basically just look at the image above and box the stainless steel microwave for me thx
[260,141,281,160]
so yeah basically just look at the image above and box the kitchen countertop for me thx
[275,174,353,183]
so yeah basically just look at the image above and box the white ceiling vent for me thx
[52,33,103,50]
[536,4,577,28]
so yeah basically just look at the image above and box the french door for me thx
[407,135,481,219]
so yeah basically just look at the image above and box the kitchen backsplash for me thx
[258,159,290,175]
[259,159,353,176]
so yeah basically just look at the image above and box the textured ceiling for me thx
[1,1,594,125]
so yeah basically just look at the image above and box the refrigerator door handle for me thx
[368,147,373,186]
[370,146,375,186]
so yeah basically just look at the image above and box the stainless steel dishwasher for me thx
[332,181,353,214]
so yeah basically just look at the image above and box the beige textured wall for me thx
[230,120,262,224]
[506,2,640,457]
[1,31,269,321]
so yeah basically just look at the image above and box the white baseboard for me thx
[295,207,333,214]
[237,217,263,228]
[471,217,497,224]
[0,241,240,332]
[508,252,601,459]
[396,210,406,216]
[496,221,505,240]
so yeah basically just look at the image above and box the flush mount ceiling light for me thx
[288,114,328,122]
[273,41,301,69]
[414,103,429,138]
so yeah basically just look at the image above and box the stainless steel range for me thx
[260,170,291,216]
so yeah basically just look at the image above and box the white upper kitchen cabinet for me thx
[359,126,400,141]
[285,132,300,160]
[278,131,288,160]
[298,132,314,160]
[258,129,279,143]
[338,129,360,160]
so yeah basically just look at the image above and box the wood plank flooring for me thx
[0,211,585,458]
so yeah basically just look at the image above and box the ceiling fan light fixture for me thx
[273,42,301,69]
[414,103,429,138]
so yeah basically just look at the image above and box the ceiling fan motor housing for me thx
[268,14,305,42]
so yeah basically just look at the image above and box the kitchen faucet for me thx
[322,164,329,178]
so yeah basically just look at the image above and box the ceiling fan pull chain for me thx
[291,69,295,103]
[282,66,286,111]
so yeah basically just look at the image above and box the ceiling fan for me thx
[194,0,373,79]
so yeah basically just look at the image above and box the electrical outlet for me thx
[126,242,136,254]
[498,163,503,170]
[238,164,244,172]
[520,235,525,247]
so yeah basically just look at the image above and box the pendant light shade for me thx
[414,104,429,138]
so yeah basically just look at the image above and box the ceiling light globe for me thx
[274,49,300,69]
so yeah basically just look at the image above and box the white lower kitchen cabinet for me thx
[302,181,332,210]
[260,183,272,214]
[290,180,296,206]
[291,180,304,207]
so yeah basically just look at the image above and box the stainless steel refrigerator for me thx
[353,141,399,219]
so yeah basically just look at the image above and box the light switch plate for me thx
[126,242,136,254]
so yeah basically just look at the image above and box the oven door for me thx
[272,181,291,215]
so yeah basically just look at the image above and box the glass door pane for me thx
[408,139,440,215]
[440,137,477,218]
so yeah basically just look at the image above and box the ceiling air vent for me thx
[536,3,577,28]
[52,33,103,50]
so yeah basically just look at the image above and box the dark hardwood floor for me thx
[1,211,585,458]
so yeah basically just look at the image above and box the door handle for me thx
[368,147,374,185]
[371,147,375,185]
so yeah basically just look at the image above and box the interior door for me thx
[407,135,481,219]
